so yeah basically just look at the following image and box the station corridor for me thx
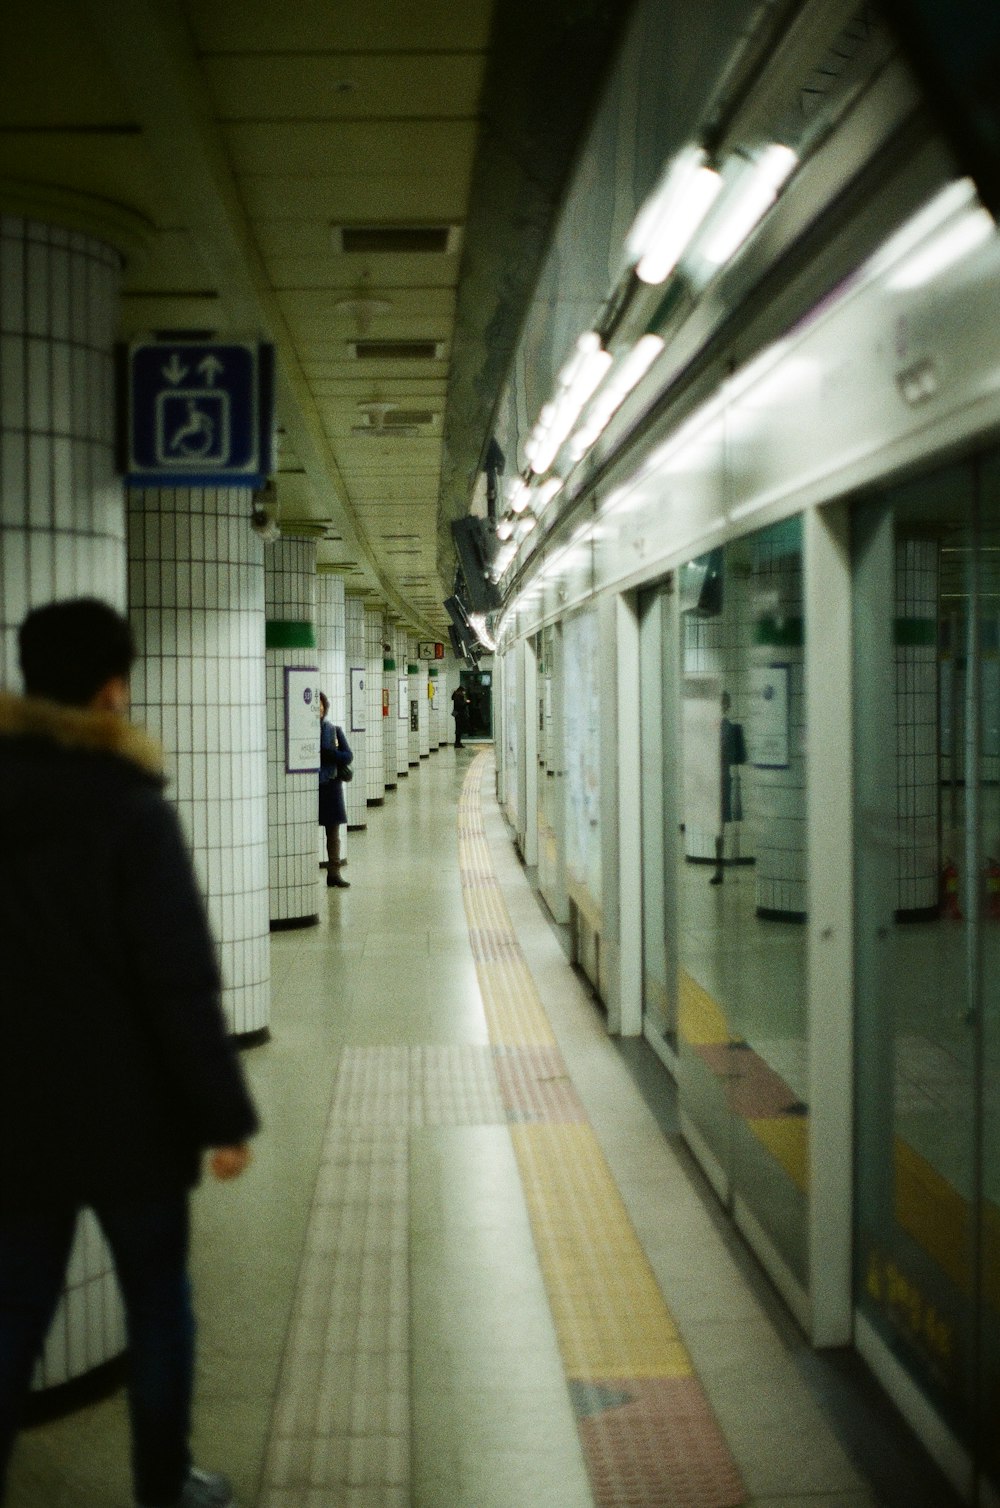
[6,747,961,1508]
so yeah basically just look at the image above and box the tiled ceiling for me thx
[1,0,633,634]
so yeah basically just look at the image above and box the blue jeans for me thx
[0,1194,194,1506]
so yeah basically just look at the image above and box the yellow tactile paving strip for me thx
[459,752,746,1508]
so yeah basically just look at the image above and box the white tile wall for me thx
[394,626,410,775]
[407,639,420,766]
[128,486,270,1034]
[365,605,385,804]
[417,657,430,757]
[428,665,442,749]
[0,216,126,1390]
[895,539,939,914]
[0,217,125,685]
[344,596,368,828]
[265,538,319,923]
[383,640,399,789]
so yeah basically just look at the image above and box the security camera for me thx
[251,480,281,542]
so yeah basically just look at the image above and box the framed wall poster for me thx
[350,666,367,732]
[748,664,790,769]
[285,666,322,773]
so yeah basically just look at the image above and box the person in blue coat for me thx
[0,598,258,1508]
[318,693,352,889]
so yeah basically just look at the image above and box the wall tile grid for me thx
[394,626,410,774]
[750,540,806,918]
[428,665,442,749]
[344,596,368,828]
[895,539,939,914]
[0,217,127,1389]
[316,572,347,864]
[365,605,386,804]
[128,487,270,1033]
[265,538,319,923]
[0,217,125,682]
[383,637,399,789]
[417,654,430,758]
[407,640,421,766]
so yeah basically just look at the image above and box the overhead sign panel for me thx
[123,340,274,487]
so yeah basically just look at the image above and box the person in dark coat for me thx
[318,692,351,889]
[710,691,746,884]
[451,683,469,748]
[0,599,258,1508]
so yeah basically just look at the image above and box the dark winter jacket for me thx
[0,692,259,1213]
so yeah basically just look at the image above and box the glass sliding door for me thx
[674,519,810,1287]
[853,452,1000,1498]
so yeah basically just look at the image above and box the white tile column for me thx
[417,655,430,758]
[265,537,319,926]
[344,595,368,829]
[127,485,270,1036]
[382,634,399,791]
[364,605,386,806]
[0,214,126,1389]
[395,626,410,776]
[406,641,420,767]
[428,664,442,749]
[894,538,940,919]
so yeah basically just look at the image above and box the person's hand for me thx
[209,1143,253,1180]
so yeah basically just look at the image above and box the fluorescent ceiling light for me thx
[698,145,797,267]
[529,340,612,475]
[629,147,722,285]
[568,333,665,459]
[468,613,497,652]
[887,204,995,290]
[514,513,537,541]
[507,479,530,514]
[534,477,564,510]
[496,516,514,540]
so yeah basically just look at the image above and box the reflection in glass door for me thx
[853,454,1000,1499]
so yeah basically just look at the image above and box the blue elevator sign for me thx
[123,341,274,487]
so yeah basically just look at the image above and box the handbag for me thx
[339,763,354,783]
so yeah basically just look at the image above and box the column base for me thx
[269,914,320,931]
[26,1353,127,1421]
[234,1025,272,1049]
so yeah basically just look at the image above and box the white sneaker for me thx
[138,1467,235,1508]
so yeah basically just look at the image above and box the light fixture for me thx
[568,333,665,460]
[468,613,497,652]
[496,516,514,540]
[534,477,564,510]
[493,540,517,575]
[528,333,612,475]
[514,513,538,542]
[697,144,797,267]
[628,146,723,285]
[887,202,995,290]
[507,479,530,514]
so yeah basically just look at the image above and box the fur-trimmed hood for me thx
[0,690,164,779]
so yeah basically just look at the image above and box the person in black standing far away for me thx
[0,597,259,1508]
[318,692,351,888]
[451,683,469,749]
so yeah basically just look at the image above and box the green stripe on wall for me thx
[894,617,937,648]
[754,616,804,648]
[265,620,316,649]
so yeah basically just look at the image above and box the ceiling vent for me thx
[332,225,458,255]
[350,340,443,361]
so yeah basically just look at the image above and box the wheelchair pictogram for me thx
[154,389,231,467]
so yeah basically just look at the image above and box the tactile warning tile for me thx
[511,1122,691,1380]
[493,1044,589,1123]
[576,1376,747,1508]
[328,1045,506,1126]
[459,753,748,1507]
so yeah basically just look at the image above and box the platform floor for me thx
[6,746,961,1507]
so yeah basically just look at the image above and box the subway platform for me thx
[6,747,962,1508]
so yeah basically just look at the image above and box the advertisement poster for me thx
[285,667,321,773]
[747,664,790,768]
[350,666,366,732]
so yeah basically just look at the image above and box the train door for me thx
[853,451,1000,1501]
